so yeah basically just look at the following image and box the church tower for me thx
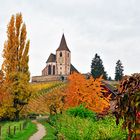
[56,34,71,75]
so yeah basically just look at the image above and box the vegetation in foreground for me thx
[39,106,128,140]
[0,120,37,140]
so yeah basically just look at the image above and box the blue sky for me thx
[0,0,140,78]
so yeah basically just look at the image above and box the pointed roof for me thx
[46,53,56,63]
[56,34,70,52]
[70,64,79,73]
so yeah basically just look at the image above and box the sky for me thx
[0,0,140,79]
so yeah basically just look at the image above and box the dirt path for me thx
[29,120,46,140]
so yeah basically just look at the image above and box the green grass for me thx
[0,120,37,140]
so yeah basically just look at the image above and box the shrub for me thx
[66,105,97,121]
[54,114,127,140]
[115,73,140,139]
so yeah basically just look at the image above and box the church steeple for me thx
[56,34,70,52]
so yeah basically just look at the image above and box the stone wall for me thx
[32,75,68,83]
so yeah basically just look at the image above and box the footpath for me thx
[29,120,46,140]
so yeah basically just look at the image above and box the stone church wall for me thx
[32,75,68,83]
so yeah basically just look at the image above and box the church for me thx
[32,34,78,82]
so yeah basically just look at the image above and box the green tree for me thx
[108,76,112,81]
[91,53,108,80]
[1,13,31,120]
[115,60,124,81]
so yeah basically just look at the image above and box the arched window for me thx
[60,52,62,57]
[48,65,51,75]
[53,65,55,75]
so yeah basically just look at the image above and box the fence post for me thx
[23,121,27,129]
[14,126,16,135]
[8,126,11,136]
[20,124,22,131]
[23,122,25,129]
[0,126,2,137]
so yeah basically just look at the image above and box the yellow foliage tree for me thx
[46,88,66,115]
[1,13,31,120]
[65,72,110,113]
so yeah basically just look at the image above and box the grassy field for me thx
[0,120,37,140]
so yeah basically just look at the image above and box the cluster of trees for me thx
[0,13,31,120]
[65,72,110,113]
[91,53,124,81]
[46,72,110,115]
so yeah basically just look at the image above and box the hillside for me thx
[23,81,66,115]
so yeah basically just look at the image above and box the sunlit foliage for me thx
[65,72,110,113]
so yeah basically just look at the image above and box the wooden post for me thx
[8,126,11,136]
[0,126,2,137]
[14,126,16,135]
[20,124,22,131]
[23,121,27,129]
[23,122,25,129]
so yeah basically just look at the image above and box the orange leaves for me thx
[65,72,110,113]
[0,13,31,120]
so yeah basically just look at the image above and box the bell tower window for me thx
[60,52,62,57]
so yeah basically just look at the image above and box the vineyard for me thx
[23,81,66,115]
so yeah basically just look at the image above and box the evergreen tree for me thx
[108,76,112,81]
[1,13,31,120]
[115,60,124,81]
[91,53,108,80]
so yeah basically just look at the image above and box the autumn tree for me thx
[0,70,4,118]
[91,53,108,80]
[115,60,124,81]
[0,70,13,120]
[114,73,140,140]
[1,13,31,120]
[65,72,110,113]
[46,88,66,115]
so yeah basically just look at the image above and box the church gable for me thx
[46,53,56,63]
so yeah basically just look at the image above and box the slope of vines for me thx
[23,81,66,115]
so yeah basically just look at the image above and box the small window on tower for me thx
[68,53,69,57]
[60,52,62,57]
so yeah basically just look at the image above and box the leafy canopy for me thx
[65,72,110,113]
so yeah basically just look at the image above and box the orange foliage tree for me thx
[0,70,4,108]
[1,13,31,120]
[0,70,13,119]
[65,72,110,113]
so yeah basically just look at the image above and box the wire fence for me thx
[0,121,28,139]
